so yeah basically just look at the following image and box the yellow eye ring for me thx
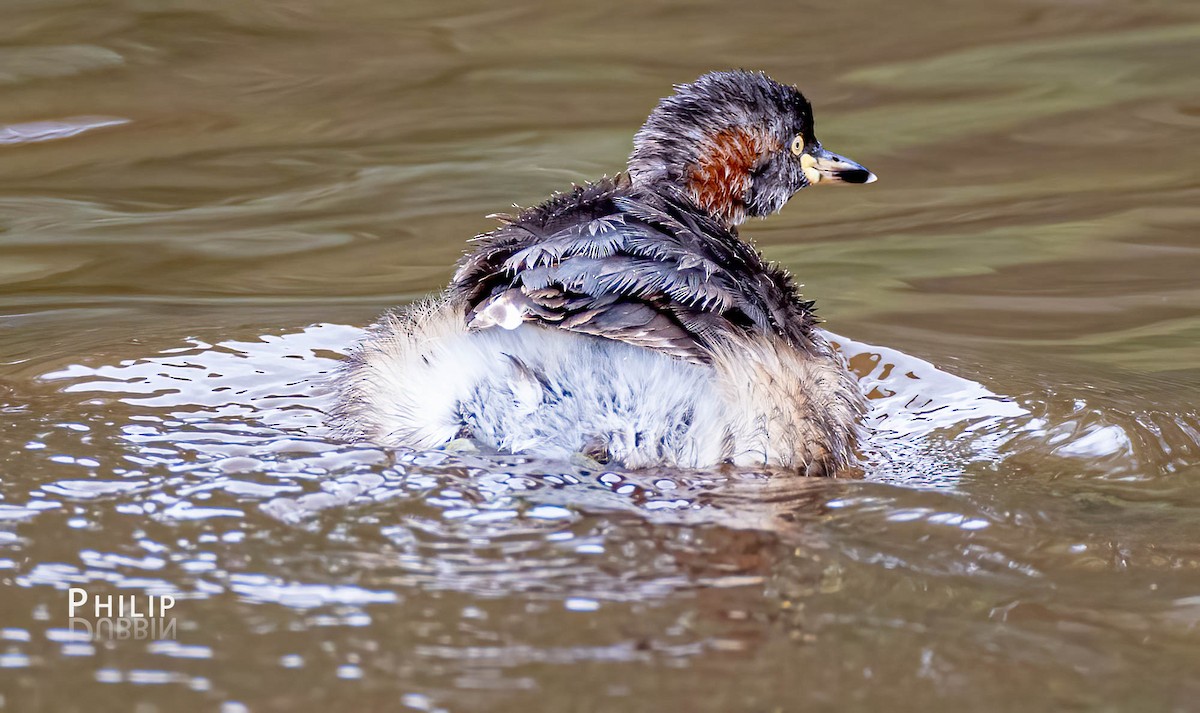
[790,135,805,156]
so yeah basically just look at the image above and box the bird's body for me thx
[332,71,876,475]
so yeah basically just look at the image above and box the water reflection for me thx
[1,321,1197,709]
[0,117,129,146]
[20,323,1177,585]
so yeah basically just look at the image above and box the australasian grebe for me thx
[332,70,876,475]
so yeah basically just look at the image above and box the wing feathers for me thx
[451,176,818,362]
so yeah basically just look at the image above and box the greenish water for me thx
[1,1,1199,711]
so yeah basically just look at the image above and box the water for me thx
[2,0,1200,710]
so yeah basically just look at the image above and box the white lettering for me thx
[68,588,88,617]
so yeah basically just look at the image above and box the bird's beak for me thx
[800,146,877,185]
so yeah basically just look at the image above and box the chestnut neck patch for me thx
[685,127,778,227]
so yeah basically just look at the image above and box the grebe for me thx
[332,71,876,475]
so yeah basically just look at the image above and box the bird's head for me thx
[628,70,875,228]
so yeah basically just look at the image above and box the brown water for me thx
[2,0,1200,710]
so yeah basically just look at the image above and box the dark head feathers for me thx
[629,71,814,181]
[628,71,818,225]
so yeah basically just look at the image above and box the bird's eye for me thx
[790,135,805,156]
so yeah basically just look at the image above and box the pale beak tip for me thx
[864,171,878,184]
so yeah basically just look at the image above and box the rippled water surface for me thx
[2,1,1200,711]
